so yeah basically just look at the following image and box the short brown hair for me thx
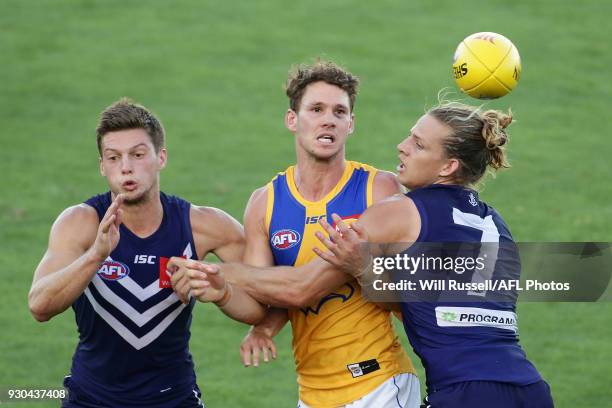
[96,98,165,155]
[428,102,512,185]
[285,59,359,112]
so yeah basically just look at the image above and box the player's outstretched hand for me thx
[313,213,371,277]
[240,327,277,368]
[91,194,124,262]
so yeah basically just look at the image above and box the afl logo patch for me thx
[97,260,130,281]
[271,229,301,250]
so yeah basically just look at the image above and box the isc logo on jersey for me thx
[271,229,301,250]
[97,260,130,281]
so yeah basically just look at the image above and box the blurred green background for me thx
[1,0,611,406]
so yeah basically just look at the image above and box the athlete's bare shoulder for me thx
[51,204,100,250]
[189,205,244,261]
[60,203,100,220]
[369,193,418,220]
[190,205,243,240]
[359,193,420,243]
[372,170,404,202]
[244,185,268,223]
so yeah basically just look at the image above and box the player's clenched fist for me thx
[167,258,230,305]
[167,257,198,303]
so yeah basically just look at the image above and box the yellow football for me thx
[452,32,521,99]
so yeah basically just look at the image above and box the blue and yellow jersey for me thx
[266,161,415,407]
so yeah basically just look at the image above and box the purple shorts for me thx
[422,380,553,408]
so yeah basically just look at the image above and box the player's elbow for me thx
[225,305,266,326]
[28,302,52,322]
[244,309,266,326]
[28,293,54,322]
[31,312,51,323]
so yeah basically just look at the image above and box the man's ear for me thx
[158,148,167,170]
[439,158,460,178]
[285,109,297,132]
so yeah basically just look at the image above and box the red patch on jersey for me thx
[159,256,186,288]
[333,214,361,232]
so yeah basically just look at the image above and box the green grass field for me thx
[1,0,611,406]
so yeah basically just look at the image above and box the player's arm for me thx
[363,174,408,311]
[175,204,265,324]
[174,186,322,321]
[190,205,246,262]
[225,171,403,307]
[221,259,342,307]
[28,195,124,322]
[316,195,420,289]
[239,187,288,366]
[176,173,404,309]
[218,188,347,307]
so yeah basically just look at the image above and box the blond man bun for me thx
[428,102,512,185]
